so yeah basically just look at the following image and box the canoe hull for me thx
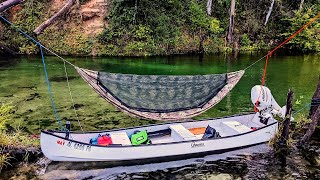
[41,116,278,162]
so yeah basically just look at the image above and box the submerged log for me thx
[299,78,320,144]
[33,0,75,35]
[0,0,23,13]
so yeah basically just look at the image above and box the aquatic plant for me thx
[0,103,39,148]
[0,149,12,172]
[0,103,14,130]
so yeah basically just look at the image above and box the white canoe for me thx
[40,113,278,163]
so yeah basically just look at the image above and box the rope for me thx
[0,15,80,130]
[39,43,63,130]
[293,103,311,116]
[243,54,267,71]
[253,11,320,111]
[63,61,84,133]
[261,52,270,86]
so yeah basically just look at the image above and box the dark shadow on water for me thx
[0,56,20,68]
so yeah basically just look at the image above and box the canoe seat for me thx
[109,132,131,146]
[169,125,197,141]
[221,121,251,135]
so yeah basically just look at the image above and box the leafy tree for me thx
[281,9,320,52]
[188,0,223,53]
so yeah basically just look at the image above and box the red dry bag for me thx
[97,135,113,146]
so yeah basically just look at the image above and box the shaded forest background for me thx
[0,0,320,56]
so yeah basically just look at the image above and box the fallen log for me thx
[0,0,23,13]
[33,0,75,35]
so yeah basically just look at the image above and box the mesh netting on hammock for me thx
[76,67,244,121]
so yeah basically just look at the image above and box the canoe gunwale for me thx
[48,112,254,134]
[41,113,278,148]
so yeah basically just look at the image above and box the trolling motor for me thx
[251,85,287,124]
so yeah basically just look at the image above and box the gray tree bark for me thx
[0,0,24,13]
[264,0,275,26]
[206,0,213,16]
[132,0,138,23]
[34,0,75,35]
[299,0,304,11]
[227,0,235,43]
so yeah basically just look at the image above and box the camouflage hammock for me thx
[76,67,245,121]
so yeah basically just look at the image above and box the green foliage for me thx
[294,113,312,131]
[0,150,12,172]
[0,104,39,149]
[240,34,252,47]
[1,0,48,54]
[0,104,14,131]
[2,0,320,55]
[97,0,224,55]
[189,0,223,35]
[280,8,320,52]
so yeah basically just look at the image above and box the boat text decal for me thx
[56,139,65,146]
[66,141,91,152]
[191,142,205,148]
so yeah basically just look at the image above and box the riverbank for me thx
[1,1,320,56]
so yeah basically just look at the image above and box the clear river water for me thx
[0,53,319,179]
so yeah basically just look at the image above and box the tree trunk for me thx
[0,44,18,55]
[132,0,138,24]
[300,109,320,144]
[199,34,205,54]
[281,89,294,144]
[309,77,320,118]
[206,0,213,16]
[299,0,304,11]
[299,78,320,144]
[264,0,275,26]
[0,0,23,13]
[33,0,75,35]
[227,0,235,43]
[276,89,293,167]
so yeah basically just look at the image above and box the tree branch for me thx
[33,0,75,35]
[0,0,24,13]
